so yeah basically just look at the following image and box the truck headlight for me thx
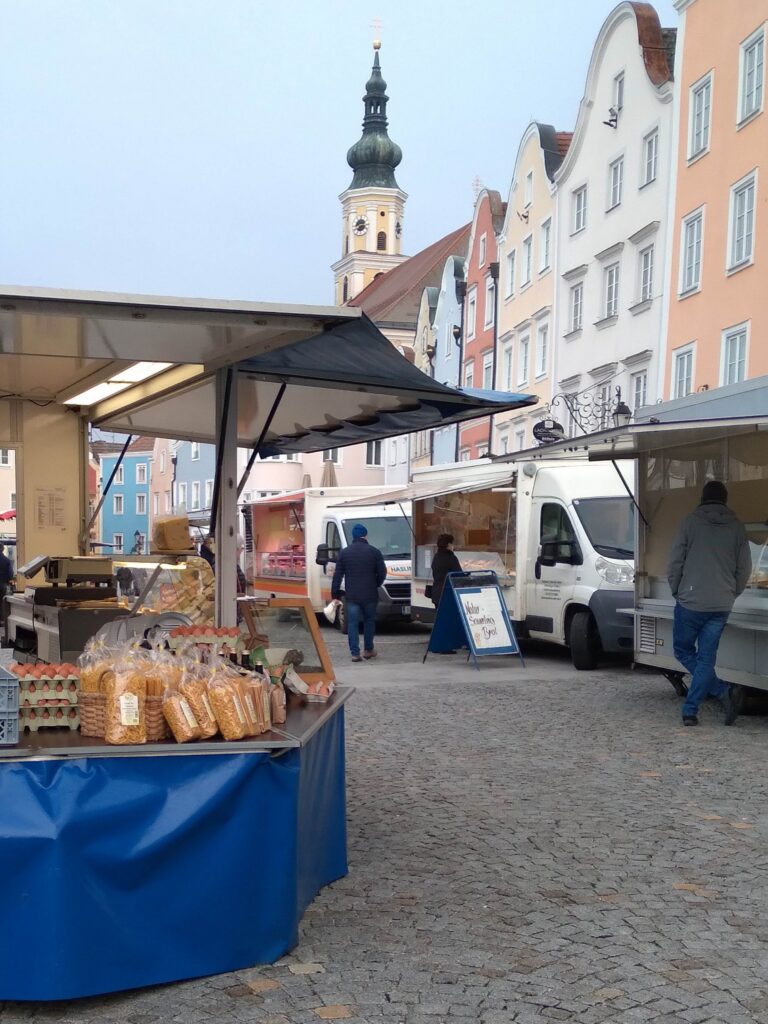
[595,556,634,585]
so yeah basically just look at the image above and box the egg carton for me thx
[20,707,80,732]
[19,680,79,707]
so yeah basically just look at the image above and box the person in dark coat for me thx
[430,533,462,608]
[331,524,387,662]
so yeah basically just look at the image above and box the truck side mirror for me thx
[315,543,330,566]
[539,541,557,568]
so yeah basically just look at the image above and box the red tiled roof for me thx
[127,436,156,454]
[348,223,471,324]
[555,132,573,158]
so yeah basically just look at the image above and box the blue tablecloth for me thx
[0,706,347,1000]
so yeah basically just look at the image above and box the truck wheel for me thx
[570,610,599,670]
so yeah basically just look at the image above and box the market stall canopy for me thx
[330,465,518,508]
[91,315,538,453]
[0,510,16,521]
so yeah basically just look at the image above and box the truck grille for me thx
[384,582,410,601]
[638,615,657,654]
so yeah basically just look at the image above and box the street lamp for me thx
[612,387,632,428]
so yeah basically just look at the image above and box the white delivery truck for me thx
[342,458,636,668]
[245,488,412,627]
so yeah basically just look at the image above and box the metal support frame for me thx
[236,382,287,498]
[214,369,239,627]
[611,459,649,530]
[86,433,133,542]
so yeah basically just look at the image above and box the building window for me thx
[152,493,159,516]
[521,235,533,287]
[189,482,199,511]
[597,383,612,430]
[159,450,166,474]
[505,250,516,298]
[739,27,765,123]
[190,442,200,461]
[342,277,349,302]
[365,440,383,466]
[484,277,495,327]
[136,462,147,485]
[467,293,477,339]
[177,482,187,509]
[114,465,124,485]
[323,448,340,464]
[608,156,624,210]
[614,71,625,114]
[689,73,712,158]
[113,494,123,515]
[729,172,756,269]
[478,234,487,267]
[0,449,9,465]
[632,370,648,410]
[464,362,474,389]
[535,323,548,377]
[673,346,694,398]
[604,263,620,318]
[540,219,551,271]
[639,245,654,302]
[573,186,587,233]
[680,210,703,293]
[518,335,529,386]
[204,479,213,508]
[377,231,387,251]
[642,130,658,186]
[500,436,509,454]
[165,490,171,513]
[136,493,147,516]
[10,492,16,509]
[482,351,493,389]
[570,282,584,333]
[502,345,513,390]
[722,324,748,385]
[524,171,533,207]
[459,449,471,462]
[113,533,124,554]
[515,429,526,451]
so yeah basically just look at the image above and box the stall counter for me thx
[0,688,352,1001]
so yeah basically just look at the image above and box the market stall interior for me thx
[0,287,537,1000]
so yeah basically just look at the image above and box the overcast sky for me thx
[0,0,677,308]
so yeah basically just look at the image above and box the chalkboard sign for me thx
[424,571,523,670]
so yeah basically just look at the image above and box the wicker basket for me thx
[79,692,170,742]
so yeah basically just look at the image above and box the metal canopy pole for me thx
[86,434,133,542]
[236,381,287,498]
[214,369,238,627]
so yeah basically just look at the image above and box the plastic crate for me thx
[0,713,19,746]
[0,667,20,714]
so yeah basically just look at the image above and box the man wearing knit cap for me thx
[331,523,387,662]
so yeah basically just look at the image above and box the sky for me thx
[0,0,678,308]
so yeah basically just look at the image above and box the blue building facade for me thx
[173,441,216,523]
[100,445,152,554]
[431,254,465,465]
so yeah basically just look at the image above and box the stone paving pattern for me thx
[3,652,768,1024]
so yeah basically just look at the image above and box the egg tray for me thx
[19,680,79,707]
[20,707,80,733]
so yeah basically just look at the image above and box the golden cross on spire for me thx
[371,17,382,49]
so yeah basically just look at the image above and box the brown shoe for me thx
[363,649,378,660]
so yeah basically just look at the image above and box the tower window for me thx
[377,231,387,251]
[342,276,349,302]
[345,236,349,254]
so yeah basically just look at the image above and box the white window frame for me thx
[688,71,713,160]
[521,235,533,287]
[113,494,123,515]
[517,335,530,386]
[570,282,584,334]
[322,448,341,465]
[136,493,147,516]
[540,218,551,272]
[164,490,171,513]
[515,429,526,452]
[573,186,587,234]
[727,169,757,271]
[535,322,548,378]
[604,263,620,318]
[738,25,765,124]
[152,493,159,516]
[608,156,624,210]
[112,533,124,554]
[177,482,187,509]
[720,322,749,386]
[614,71,625,114]
[631,370,648,411]
[641,129,658,186]
[482,351,493,390]
[459,449,471,462]
[466,291,477,340]
[464,362,474,389]
[502,344,513,390]
[524,171,533,208]
[365,440,383,467]
[136,462,147,485]
[639,245,654,302]
[484,276,495,328]
[679,207,704,295]
[505,249,516,298]
[114,465,124,485]
[672,344,695,399]
[159,450,166,474]
[190,442,200,462]
[0,449,9,466]
[445,322,454,360]
[478,233,487,268]
[204,479,214,508]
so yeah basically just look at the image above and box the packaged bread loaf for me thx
[178,673,218,739]
[78,637,115,694]
[163,691,203,743]
[208,674,248,741]
[105,658,147,745]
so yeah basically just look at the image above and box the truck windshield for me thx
[341,517,412,558]
[572,497,634,559]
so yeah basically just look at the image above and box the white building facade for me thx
[552,2,676,434]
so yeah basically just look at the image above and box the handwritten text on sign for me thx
[457,587,511,649]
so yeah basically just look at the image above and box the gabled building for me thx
[553,2,676,434]
[458,189,505,460]
[99,437,153,555]
[495,123,571,454]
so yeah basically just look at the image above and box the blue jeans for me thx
[347,600,377,657]
[673,603,729,718]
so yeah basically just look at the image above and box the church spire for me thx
[346,42,402,190]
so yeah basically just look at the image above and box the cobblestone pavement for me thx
[4,653,768,1024]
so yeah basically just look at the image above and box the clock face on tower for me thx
[353,216,369,235]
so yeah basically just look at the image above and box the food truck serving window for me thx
[341,517,411,557]
[572,497,634,559]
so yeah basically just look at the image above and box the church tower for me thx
[332,41,408,304]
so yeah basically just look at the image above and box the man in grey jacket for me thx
[667,480,752,726]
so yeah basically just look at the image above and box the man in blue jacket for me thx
[331,524,387,662]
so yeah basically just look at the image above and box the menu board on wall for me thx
[35,488,66,531]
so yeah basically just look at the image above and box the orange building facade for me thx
[663,0,767,399]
